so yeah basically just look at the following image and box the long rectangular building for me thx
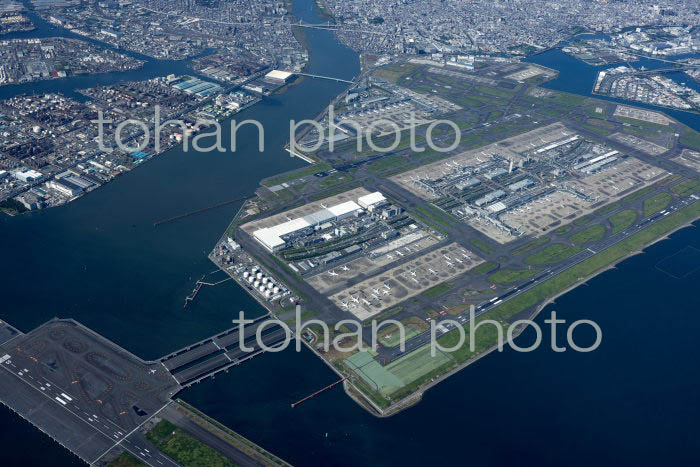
[253,200,363,252]
[251,193,388,252]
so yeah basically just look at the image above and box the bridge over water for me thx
[296,72,354,84]
[160,314,288,387]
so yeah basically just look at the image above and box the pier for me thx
[153,196,250,227]
[291,377,347,408]
[184,270,235,308]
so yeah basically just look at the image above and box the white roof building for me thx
[265,70,295,82]
[357,192,387,210]
[252,200,362,252]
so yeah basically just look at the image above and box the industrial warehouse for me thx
[250,190,390,253]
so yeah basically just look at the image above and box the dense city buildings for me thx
[1,0,700,466]
[322,0,700,56]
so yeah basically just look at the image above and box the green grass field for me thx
[472,261,498,275]
[385,346,453,387]
[146,420,234,467]
[263,162,331,186]
[512,237,550,256]
[571,224,606,244]
[610,209,638,234]
[622,185,656,204]
[489,268,540,284]
[470,238,494,254]
[574,215,593,226]
[108,452,144,467]
[424,282,454,298]
[643,192,672,217]
[524,243,583,265]
[594,202,621,216]
[555,225,573,235]
[671,179,700,197]
[345,351,405,396]
[377,317,429,347]
[319,172,353,189]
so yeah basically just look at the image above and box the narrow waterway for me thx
[1,3,699,466]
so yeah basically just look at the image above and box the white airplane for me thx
[361,298,371,306]
[443,255,452,260]
[373,288,381,295]
[371,293,381,300]
[396,251,404,257]
[412,277,420,284]
[409,270,417,277]
[455,257,463,264]
[462,252,471,259]
[149,369,157,375]
[429,268,439,275]
[386,254,394,260]
[446,261,454,267]
[340,301,350,308]
[342,265,350,271]
[350,295,360,304]
[383,283,391,290]
[328,270,339,276]
[382,289,391,295]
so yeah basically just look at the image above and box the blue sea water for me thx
[1,2,699,466]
